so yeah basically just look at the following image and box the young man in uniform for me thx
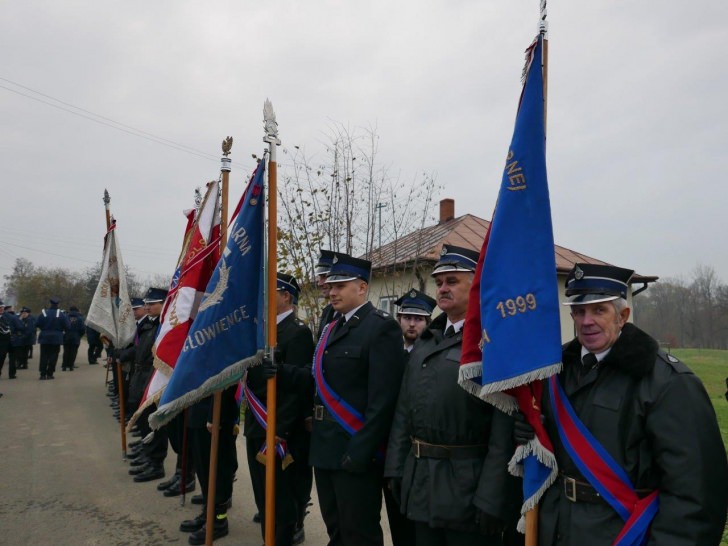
[310,253,406,546]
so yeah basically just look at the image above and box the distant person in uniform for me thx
[35,297,71,380]
[310,253,406,546]
[18,307,35,370]
[514,263,728,546]
[394,289,436,353]
[127,288,168,483]
[86,325,103,365]
[385,244,519,546]
[2,304,25,379]
[61,306,85,371]
[245,272,315,546]
[315,249,337,340]
[0,301,11,379]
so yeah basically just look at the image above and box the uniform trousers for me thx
[314,465,385,546]
[0,340,10,376]
[246,436,297,545]
[413,521,503,546]
[14,346,28,369]
[167,412,194,480]
[290,424,313,527]
[62,343,79,370]
[39,344,61,377]
[6,346,18,378]
[190,426,237,506]
[382,480,414,546]
[137,404,168,466]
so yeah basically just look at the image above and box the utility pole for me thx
[375,202,387,248]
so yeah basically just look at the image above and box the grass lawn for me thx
[671,348,728,448]
[669,348,728,545]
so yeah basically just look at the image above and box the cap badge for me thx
[409,289,417,298]
[332,255,339,264]
[440,246,448,256]
[574,266,584,280]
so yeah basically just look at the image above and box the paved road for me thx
[0,343,393,545]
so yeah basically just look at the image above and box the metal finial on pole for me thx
[194,187,203,211]
[539,0,548,37]
[263,99,281,161]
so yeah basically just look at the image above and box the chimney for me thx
[439,198,455,224]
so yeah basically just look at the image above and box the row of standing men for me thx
[112,244,728,546]
[0,299,91,381]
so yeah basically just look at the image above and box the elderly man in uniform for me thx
[394,289,436,353]
[516,264,728,545]
[385,244,519,546]
[245,272,315,546]
[36,297,71,380]
[310,253,406,546]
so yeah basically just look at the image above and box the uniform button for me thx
[324,350,328,354]
[422,364,427,368]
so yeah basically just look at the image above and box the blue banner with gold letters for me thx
[150,162,266,429]
[458,35,562,529]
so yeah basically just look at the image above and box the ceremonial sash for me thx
[312,319,385,461]
[548,375,659,546]
[312,319,366,435]
[243,375,293,470]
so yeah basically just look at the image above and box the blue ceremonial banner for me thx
[458,34,562,529]
[149,162,266,429]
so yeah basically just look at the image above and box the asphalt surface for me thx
[0,342,393,545]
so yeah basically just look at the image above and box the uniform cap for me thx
[431,244,479,276]
[143,287,169,304]
[325,253,372,284]
[394,289,436,317]
[563,263,634,306]
[315,249,336,276]
[49,297,60,305]
[277,272,301,304]
[21,307,31,313]
[130,297,145,309]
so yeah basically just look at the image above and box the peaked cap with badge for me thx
[276,272,301,304]
[563,263,634,306]
[431,244,479,276]
[325,253,372,284]
[130,297,145,309]
[394,289,436,317]
[143,287,168,304]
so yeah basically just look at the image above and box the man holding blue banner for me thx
[525,263,728,545]
[386,245,520,546]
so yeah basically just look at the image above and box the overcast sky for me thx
[2,0,727,292]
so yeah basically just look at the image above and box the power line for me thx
[0,76,258,170]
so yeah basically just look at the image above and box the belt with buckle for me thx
[562,475,603,503]
[313,404,335,422]
[561,474,651,504]
[410,437,487,459]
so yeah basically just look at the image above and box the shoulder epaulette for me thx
[373,309,390,319]
[656,351,691,374]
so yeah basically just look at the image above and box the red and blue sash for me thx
[312,319,366,435]
[243,375,293,469]
[548,375,659,546]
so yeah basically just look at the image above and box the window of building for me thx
[378,295,398,315]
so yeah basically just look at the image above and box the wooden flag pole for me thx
[263,99,281,546]
[104,190,128,459]
[525,4,548,546]
[204,137,232,546]
[103,190,112,385]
